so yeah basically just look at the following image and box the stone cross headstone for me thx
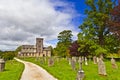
[48,57,54,66]
[111,58,118,69]
[98,58,107,75]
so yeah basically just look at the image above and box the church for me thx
[18,38,51,57]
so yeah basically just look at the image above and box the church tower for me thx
[36,38,43,55]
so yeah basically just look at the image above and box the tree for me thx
[2,51,15,60]
[104,34,120,54]
[78,0,116,56]
[69,41,80,57]
[84,0,114,46]
[14,46,22,56]
[0,50,3,58]
[54,42,67,57]
[58,30,73,46]
[108,0,120,39]
[55,30,73,57]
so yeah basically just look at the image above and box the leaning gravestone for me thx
[111,58,118,69]
[48,57,54,66]
[98,58,107,75]
[0,59,5,72]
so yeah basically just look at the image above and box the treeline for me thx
[52,30,120,58]
[0,46,21,60]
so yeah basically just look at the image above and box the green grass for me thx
[0,60,24,80]
[19,57,120,80]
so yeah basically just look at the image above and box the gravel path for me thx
[14,58,57,80]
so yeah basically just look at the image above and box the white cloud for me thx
[0,0,78,51]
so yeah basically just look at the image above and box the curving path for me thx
[14,58,57,80]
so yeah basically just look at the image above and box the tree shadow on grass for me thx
[3,69,9,71]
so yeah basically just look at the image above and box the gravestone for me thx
[98,58,107,75]
[96,57,99,63]
[0,59,5,72]
[48,57,54,66]
[93,56,97,64]
[85,57,88,65]
[111,58,118,69]
[68,58,72,65]
[76,70,84,80]
[40,58,44,64]
[72,57,77,63]
[71,59,76,70]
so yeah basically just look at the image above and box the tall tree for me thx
[58,30,73,46]
[15,46,22,56]
[108,0,120,39]
[55,30,73,57]
[78,0,115,55]
[84,0,114,46]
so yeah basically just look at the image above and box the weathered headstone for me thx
[111,58,118,69]
[93,56,97,64]
[71,59,76,70]
[72,57,77,63]
[78,57,84,63]
[0,59,5,72]
[40,58,44,64]
[85,57,88,65]
[98,58,107,75]
[76,70,84,80]
[68,58,72,65]
[96,57,99,63]
[48,57,54,66]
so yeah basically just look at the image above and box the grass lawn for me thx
[19,57,120,80]
[0,59,24,80]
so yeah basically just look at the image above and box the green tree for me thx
[85,0,115,46]
[58,30,73,46]
[55,30,73,57]
[0,50,3,58]
[78,0,116,56]
[14,46,22,56]
[104,34,120,54]
[2,51,15,60]
[48,46,54,56]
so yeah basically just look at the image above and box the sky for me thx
[0,0,87,51]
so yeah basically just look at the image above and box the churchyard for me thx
[0,0,120,80]
[19,57,120,80]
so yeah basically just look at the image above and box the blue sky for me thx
[0,0,87,51]
[62,0,87,26]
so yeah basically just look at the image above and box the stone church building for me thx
[18,38,51,57]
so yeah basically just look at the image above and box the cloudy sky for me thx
[0,0,86,51]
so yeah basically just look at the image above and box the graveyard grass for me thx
[0,59,24,80]
[20,57,120,80]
